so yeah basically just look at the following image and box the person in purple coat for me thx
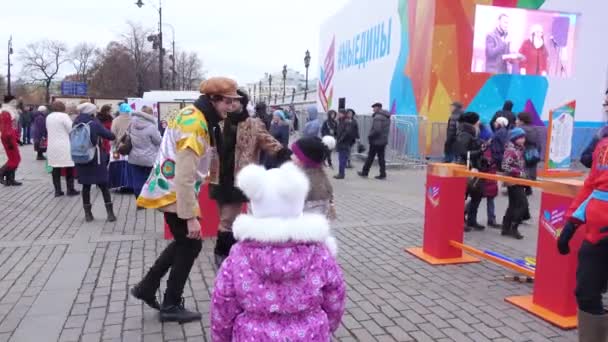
[32,106,49,160]
[211,162,346,342]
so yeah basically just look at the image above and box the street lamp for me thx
[304,50,311,100]
[282,65,287,103]
[136,0,164,89]
[164,23,176,90]
[253,84,257,104]
[268,73,272,105]
[291,88,296,104]
[7,36,13,96]
[258,80,263,103]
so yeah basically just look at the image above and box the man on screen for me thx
[485,14,511,73]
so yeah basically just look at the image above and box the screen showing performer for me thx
[471,5,579,78]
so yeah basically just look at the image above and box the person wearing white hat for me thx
[0,96,22,186]
[72,102,117,223]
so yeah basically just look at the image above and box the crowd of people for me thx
[1,79,349,335]
[444,100,541,240]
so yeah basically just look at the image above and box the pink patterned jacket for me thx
[211,214,346,342]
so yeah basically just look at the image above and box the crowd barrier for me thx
[406,163,584,329]
[428,122,598,162]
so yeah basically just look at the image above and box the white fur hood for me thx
[232,213,338,256]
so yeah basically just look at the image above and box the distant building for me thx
[245,68,317,104]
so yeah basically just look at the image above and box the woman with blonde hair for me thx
[519,24,549,76]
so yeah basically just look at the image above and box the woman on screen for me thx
[519,24,549,76]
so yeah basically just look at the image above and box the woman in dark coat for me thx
[322,110,338,168]
[73,103,117,223]
[334,110,359,179]
[264,110,290,169]
[32,106,49,160]
[454,112,487,232]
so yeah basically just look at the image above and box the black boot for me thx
[488,219,501,229]
[53,173,64,197]
[66,176,79,196]
[501,217,512,237]
[130,284,161,310]
[105,202,117,222]
[0,165,6,185]
[6,170,22,186]
[160,295,202,324]
[36,151,46,161]
[509,223,524,240]
[84,204,94,222]
[214,231,237,270]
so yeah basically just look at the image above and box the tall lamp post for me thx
[253,84,257,104]
[268,73,273,105]
[136,0,164,90]
[304,50,311,100]
[164,23,176,90]
[7,36,13,96]
[291,88,296,104]
[282,65,287,103]
[258,80,262,103]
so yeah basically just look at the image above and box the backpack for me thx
[70,123,97,164]
[524,147,541,166]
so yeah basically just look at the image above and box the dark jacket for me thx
[73,114,116,185]
[19,111,33,127]
[368,110,391,146]
[32,111,47,143]
[490,126,509,168]
[485,28,510,73]
[581,126,608,168]
[336,118,358,151]
[321,118,338,137]
[521,124,541,154]
[454,123,485,171]
[264,122,290,169]
[446,110,462,144]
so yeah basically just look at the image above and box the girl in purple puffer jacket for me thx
[211,162,346,342]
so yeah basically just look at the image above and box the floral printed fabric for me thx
[211,240,346,342]
[502,142,526,178]
[136,105,209,209]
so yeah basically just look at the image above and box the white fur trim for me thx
[233,213,337,255]
[236,164,267,200]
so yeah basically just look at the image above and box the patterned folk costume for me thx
[136,105,212,217]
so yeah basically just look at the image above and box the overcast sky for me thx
[0,0,348,86]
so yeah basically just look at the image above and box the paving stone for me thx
[0,152,582,342]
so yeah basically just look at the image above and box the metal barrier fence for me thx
[428,122,598,162]
[295,112,427,168]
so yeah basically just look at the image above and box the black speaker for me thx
[338,98,346,110]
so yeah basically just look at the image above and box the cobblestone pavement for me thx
[0,147,577,342]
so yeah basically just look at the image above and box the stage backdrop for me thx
[318,0,608,129]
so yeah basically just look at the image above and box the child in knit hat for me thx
[291,135,337,219]
[211,162,346,342]
[501,127,528,240]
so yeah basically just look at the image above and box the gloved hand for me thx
[274,147,293,165]
[557,221,577,255]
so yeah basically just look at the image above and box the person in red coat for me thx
[0,95,22,186]
[558,136,608,341]
[518,24,549,76]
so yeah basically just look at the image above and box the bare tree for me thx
[175,51,205,90]
[122,22,157,96]
[19,40,68,102]
[88,42,138,98]
[71,42,99,83]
